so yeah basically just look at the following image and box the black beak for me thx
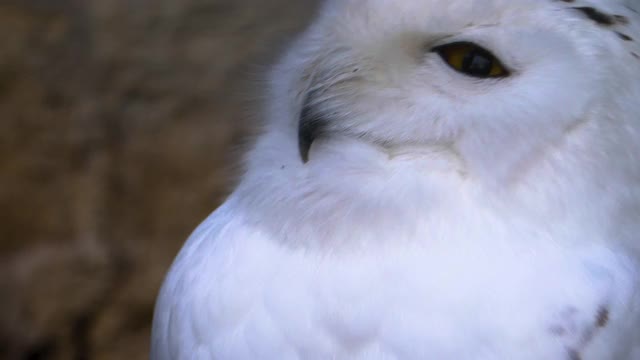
[298,95,327,163]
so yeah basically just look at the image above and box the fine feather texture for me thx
[152,0,640,359]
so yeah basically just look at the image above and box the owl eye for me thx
[432,42,509,78]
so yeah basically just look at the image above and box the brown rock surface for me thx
[0,0,318,359]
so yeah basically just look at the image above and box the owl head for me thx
[247,0,640,188]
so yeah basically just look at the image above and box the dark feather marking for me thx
[298,95,328,163]
[632,52,640,60]
[616,32,633,41]
[614,14,629,24]
[596,307,610,327]
[572,6,615,26]
[568,349,582,360]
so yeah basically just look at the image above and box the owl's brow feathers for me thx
[566,4,634,37]
[563,3,637,55]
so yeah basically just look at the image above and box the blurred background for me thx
[0,0,319,358]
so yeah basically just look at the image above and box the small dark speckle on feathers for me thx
[568,349,582,360]
[616,32,633,41]
[596,307,609,327]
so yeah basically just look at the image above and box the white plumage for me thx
[151,0,640,358]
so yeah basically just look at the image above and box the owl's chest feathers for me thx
[174,144,637,358]
[184,177,633,358]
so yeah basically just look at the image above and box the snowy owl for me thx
[151,0,640,359]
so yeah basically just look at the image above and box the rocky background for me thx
[0,0,319,359]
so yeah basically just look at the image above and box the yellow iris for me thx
[434,42,508,78]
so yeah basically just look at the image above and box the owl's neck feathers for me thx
[230,126,553,250]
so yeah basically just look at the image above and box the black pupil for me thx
[462,48,494,77]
